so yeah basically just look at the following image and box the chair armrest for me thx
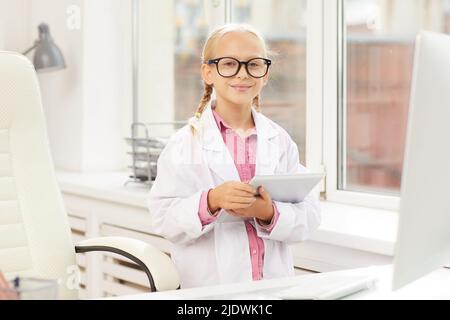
[75,236,180,292]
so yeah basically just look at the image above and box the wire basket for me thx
[124,121,186,187]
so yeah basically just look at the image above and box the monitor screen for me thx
[392,31,450,290]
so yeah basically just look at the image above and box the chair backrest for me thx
[0,51,77,299]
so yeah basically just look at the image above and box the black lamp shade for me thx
[33,23,66,72]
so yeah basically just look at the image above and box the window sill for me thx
[55,170,398,256]
[56,170,150,208]
[311,201,397,257]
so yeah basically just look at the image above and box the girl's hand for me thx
[208,182,257,213]
[229,187,274,223]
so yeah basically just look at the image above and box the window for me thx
[136,0,221,139]
[137,0,308,164]
[232,0,308,165]
[340,0,450,195]
[173,0,210,121]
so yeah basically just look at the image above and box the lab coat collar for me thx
[199,100,280,182]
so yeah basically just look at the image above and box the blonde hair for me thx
[191,24,270,134]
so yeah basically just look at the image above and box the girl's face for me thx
[201,31,269,108]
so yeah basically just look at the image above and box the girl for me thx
[148,24,321,289]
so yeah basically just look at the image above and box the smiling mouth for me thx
[230,85,253,91]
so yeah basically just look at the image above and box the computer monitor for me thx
[392,31,450,290]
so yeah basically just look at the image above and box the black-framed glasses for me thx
[207,57,272,78]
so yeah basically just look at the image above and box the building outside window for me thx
[342,0,450,195]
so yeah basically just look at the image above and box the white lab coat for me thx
[148,100,321,289]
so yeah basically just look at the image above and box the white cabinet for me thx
[99,224,172,297]
[58,171,391,299]
[67,214,88,299]
[62,187,166,299]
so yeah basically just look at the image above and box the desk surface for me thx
[109,265,450,300]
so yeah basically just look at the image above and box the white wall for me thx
[32,0,132,172]
[1,0,132,172]
[29,0,85,171]
[0,0,31,51]
[82,0,131,171]
[138,0,174,137]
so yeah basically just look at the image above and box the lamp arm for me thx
[22,43,38,55]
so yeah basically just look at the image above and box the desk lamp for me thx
[22,22,66,72]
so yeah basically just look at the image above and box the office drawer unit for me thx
[62,189,170,299]
[67,213,88,299]
[102,251,151,297]
[99,223,172,297]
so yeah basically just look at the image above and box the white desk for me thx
[108,265,450,300]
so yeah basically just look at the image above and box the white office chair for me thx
[0,51,180,299]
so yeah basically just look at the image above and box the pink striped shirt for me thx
[198,108,280,281]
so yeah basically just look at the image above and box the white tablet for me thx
[249,173,325,203]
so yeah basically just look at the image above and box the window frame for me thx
[319,0,400,211]
[305,0,325,192]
